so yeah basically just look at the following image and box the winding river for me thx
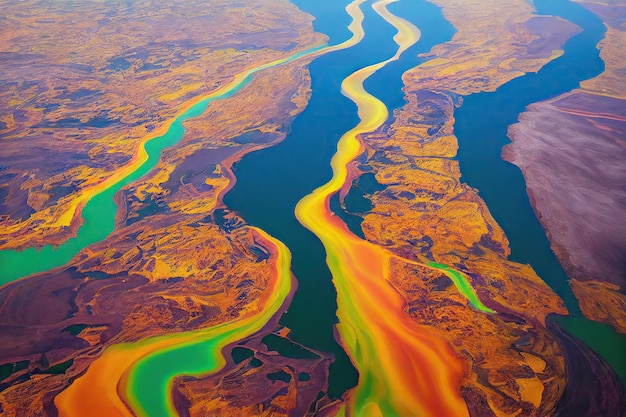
[293,2,487,412]
[55,227,292,417]
[226,0,478,413]
[53,2,375,415]
[0,45,329,284]
[0,0,622,414]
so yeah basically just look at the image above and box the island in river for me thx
[0,0,624,416]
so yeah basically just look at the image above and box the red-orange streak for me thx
[310,192,468,416]
[295,1,470,414]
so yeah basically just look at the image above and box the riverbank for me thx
[0,0,329,414]
[355,0,623,414]
[505,0,626,338]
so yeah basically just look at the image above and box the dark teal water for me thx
[365,0,456,116]
[0,0,620,410]
[336,0,456,236]
[454,0,625,382]
[225,0,453,398]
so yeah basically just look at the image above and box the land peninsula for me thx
[0,0,331,415]
[0,0,623,416]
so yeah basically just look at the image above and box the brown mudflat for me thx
[505,0,626,335]
[506,93,626,288]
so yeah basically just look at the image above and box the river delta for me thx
[0,0,624,416]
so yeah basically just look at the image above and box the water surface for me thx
[454,0,625,381]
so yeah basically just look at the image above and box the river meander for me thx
[0,0,622,413]
[225,0,382,397]
[0,46,325,285]
[224,0,455,400]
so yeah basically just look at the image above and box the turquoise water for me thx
[0,99,225,283]
[0,0,621,410]
[0,52,321,285]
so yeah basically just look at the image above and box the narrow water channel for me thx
[0,46,324,284]
[336,0,455,233]
[2,0,621,411]
[454,0,625,383]
[224,0,453,398]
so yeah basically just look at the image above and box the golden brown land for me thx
[173,329,334,417]
[407,0,579,94]
[505,0,626,334]
[571,280,626,334]
[347,0,581,415]
[0,0,331,415]
[0,0,324,250]
[1,0,623,415]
